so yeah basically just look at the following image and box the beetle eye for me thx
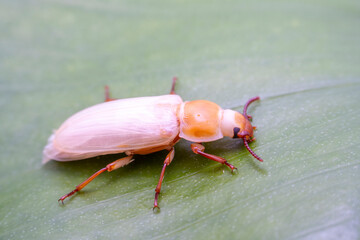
[233,127,240,138]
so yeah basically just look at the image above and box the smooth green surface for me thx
[1,0,359,239]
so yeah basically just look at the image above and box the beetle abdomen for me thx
[43,95,183,163]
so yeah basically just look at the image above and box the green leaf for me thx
[1,0,359,239]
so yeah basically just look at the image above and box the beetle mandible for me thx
[43,78,263,210]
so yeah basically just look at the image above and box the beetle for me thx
[43,78,263,210]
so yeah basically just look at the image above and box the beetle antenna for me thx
[242,96,263,161]
[243,96,260,120]
[243,138,263,162]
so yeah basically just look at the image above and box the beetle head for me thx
[221,96,263,162]
[232,112,254,141]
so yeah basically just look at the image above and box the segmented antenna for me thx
[243,96,260,119]
[242,96,263,162]
[243,139,263,162]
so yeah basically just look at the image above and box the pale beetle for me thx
[43,78,263,210]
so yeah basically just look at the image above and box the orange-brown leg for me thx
[58,155,134,204]
[191,143,237,172]
[170,77,177,94]
[104,85,117,102]
[153,148,175,211]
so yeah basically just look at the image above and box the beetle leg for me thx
[58,155,134,204]
[104,85,117,102]
[191,143,237,172]
[170,77,177,94]
[153,147,175,211]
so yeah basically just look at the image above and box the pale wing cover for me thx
[43,95,182,163]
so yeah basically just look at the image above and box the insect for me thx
[43,78,263,210]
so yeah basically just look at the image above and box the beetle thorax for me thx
[178,100,224,142]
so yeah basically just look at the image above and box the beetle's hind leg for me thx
[58,155,134,204]
[169,77,177,94]
[191,143,237,172]
[104,85,117,102]
[153,147,175,211]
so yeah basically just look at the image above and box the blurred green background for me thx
[1,0,359,239]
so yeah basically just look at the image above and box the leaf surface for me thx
[0,0,359,239]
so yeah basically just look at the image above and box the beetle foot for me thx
[231,167,239,174]
[58,197,66,205]
[58,189,77,204]
[153,192,162,213]
[153,205,161,213]
[224,162,237,172]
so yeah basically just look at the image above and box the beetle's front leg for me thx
[153,147,175,211]
[191,143,237,172]
[58,155,134,203]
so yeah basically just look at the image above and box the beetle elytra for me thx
[43,78,263,210]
